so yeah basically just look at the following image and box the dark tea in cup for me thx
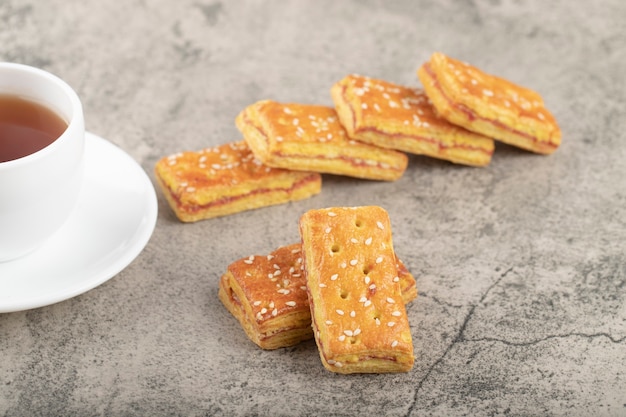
[0,94,68,163]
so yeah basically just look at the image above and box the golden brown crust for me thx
[331,74,494,167]
[235,100,409,181]
[299,206,414,374]
[417,52,561,154]
[218,244,312,350]
[219,242,417,350]
[154,141,321,222]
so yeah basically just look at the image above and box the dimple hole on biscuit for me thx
[372,311,382,325]
[340,288,350,300]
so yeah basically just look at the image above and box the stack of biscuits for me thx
[219,205,417,374]
[153,52,562,373]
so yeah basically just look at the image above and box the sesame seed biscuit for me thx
[417,52,561,154]
[154,141,321,222]
[235,100,408,181]
[299,206,414,374]
[219,243,417,350]
[218,244,312,350]
[331,74,494,167]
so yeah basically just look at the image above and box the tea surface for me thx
[0,95,67,162]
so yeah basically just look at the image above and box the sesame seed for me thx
[273,264,280,269]
[340,262,347,268]
[338,335,346,341]
[353,328,361,336]
[327,359,336,365]
[393,276,400,282]
[350,311,356,318]
[336,309,345,316]
[376,221,384,230]
[277,289,290,295]
[325,320,333,325]
[300,286,307,291]
[364,300,372,307]
[285,301,296,307]
[386,297,395,304]
[365,237,372,245]
[331,274,338,281]
[391,340,399,348]
[376,256,383,264]
[374,103,381,112]
[284,107,292,114]
[350,259,358,266]
[387,321,396,327]
[276,136,284,142]
[273,270,281,276]
[483,89,494,97]
[260,308,267,314]
[361,103,368,109]
[364,276,370,284]
[325,227,332,234]
[344,330,353,337]
[243,259,253,265]
[328,211,337,217]
[537,112,545,120]
[369,284,376,290]
[359,296,367,303]
[350,238,358,243]
[374,318,381,325]
[319,283,327,288]
[269,302,275,309]
[392,311,402,317]
[334,361,343,368]
[253,301,261,306]
[256,312,263,321]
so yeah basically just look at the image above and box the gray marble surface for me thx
[1,0,626,416]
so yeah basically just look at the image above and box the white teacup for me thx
[0,63,85,262]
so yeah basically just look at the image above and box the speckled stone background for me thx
[1,0,625,416]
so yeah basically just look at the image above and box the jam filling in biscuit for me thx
[161,173,320,216]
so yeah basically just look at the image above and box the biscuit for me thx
[332,74,494,167]
[299,206,414,373]
[219,243,417,350]
[417,52,561,154]
[218,244,312,350]
[235,100,408,181]
[154,141,321,222]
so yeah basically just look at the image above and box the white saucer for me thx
[0,132,158,313]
